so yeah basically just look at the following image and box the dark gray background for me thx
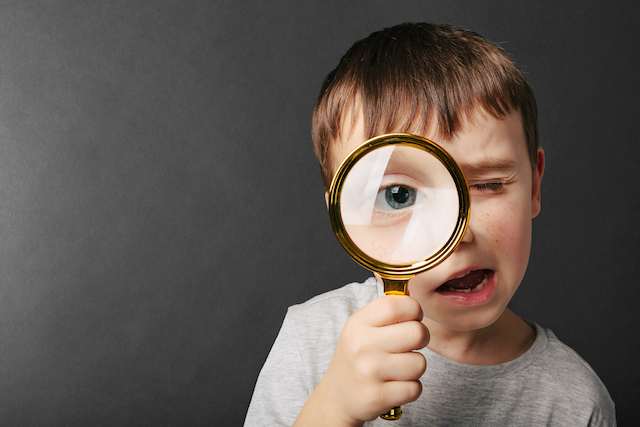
[0,0,637,425]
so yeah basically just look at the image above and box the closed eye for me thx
[471,182,504,193]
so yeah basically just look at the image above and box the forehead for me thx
[330,109,529,176]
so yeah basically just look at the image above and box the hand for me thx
[294,295,429,426]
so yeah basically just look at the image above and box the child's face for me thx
[329,109,544,333]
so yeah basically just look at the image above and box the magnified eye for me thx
[375,185,417,211]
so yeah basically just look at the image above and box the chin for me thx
[426,303,507,333]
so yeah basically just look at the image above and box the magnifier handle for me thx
[380,406,402,420]
[382,278,409,295]
[379,277,412,421]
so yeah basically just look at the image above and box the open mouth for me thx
[436,270,490,294]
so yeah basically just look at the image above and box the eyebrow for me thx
[458,158,518,175]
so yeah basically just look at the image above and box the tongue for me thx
[441,270,486,290]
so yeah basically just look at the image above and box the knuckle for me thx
[362,297,396,326]
[398,352,426,379]
[408,321,429,347]
[339,321,372,360]
[380,297,401,323]
[367,296,424,325]
[421,323,431,346]
[343,336,370,362]
[408,297,423,317]
[355,355,379,380]
[381,380,422,408]
[412,352,427,376]
[405,380,422,402]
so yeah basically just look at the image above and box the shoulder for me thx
[272,278,390,399]
[529,323,616,425]
[244,278,381,426]
[538,325,610,394]
[288,277,381,319]
[284,277,381,344]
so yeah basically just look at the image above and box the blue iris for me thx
[385,185,416,210]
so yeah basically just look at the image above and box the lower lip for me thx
[435,271,497,306]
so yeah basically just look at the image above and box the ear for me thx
[325,191,330,209]
[531,147,545,218]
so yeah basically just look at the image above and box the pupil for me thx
[385,185,415,209]
[390,186,409,204]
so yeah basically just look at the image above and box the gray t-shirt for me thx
[245,278,616,426]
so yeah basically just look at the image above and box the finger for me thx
[379,352,427,382]
[378,320,430,353]
[381,379,423,409]
[360,295,423,327]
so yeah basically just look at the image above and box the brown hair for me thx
[312,22,538,190]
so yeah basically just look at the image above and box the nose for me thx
[461,212,474,243]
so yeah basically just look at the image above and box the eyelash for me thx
[471,182,504,192]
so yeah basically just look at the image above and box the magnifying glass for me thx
[327,133,470,420]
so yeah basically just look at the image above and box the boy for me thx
[245,23,615,426]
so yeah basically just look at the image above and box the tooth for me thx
[454,271,470,279]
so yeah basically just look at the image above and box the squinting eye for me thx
[472,182,504,192]
[375,185,417,211]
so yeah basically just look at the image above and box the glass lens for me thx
[339,144,459,265]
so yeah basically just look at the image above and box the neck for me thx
[423,309,536,366]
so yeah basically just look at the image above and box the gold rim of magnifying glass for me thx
[328,133,470,278]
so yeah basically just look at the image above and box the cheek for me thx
[477,196,532,269]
